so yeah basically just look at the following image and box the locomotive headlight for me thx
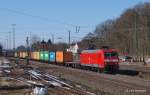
[105,59,118,62]
[112,59,119,62]
[105,59,111,62]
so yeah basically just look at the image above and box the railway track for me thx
[120,63,150,73]
[92,74,150,95]
[9,57,150,73]
[0,57,97,95]
[36,64,150,95]
[9,57,150,95]
[9,57,150,79]
[25,69,96,95]
[0,76,95,95]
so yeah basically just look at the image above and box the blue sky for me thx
[0,0,149,49]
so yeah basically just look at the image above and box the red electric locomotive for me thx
[80,49,119,73]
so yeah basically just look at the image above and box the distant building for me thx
[67,43,79,53]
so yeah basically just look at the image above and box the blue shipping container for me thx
[49,52,55,62]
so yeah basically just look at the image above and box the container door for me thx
[56,51,63,63]
[44,51,49,61]
[40,52,44,60]
[49,52,55,62]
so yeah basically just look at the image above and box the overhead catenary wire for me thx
[0,7,95,45]
[0,7,95,28]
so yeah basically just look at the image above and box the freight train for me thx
[14,48,119,73]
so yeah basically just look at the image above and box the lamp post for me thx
[26,37,29,65]
[68,30,71,48]
[12,24,16,51]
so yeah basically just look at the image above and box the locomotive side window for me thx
[104,52,118,57]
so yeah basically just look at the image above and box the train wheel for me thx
[112,66,119,74]
[73,64,76,68]
[96,68,102,73]
[66,63,68,67]
[72,64,75,68]
[76,64,81,69]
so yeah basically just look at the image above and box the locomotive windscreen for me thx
[104,52,118,57]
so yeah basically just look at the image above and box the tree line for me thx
[80,2,150,59]
[16,34,68,51]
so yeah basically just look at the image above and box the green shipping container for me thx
[40,51,44,60]
[44,51,49,61]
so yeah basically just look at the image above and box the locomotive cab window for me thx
[104,52,118,57]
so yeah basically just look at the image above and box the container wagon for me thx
[14,49,119,73]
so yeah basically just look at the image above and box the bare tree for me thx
[31,34,41,45]
[0,43,3,56]
[80,2,150,59]
[30,35,41,51]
